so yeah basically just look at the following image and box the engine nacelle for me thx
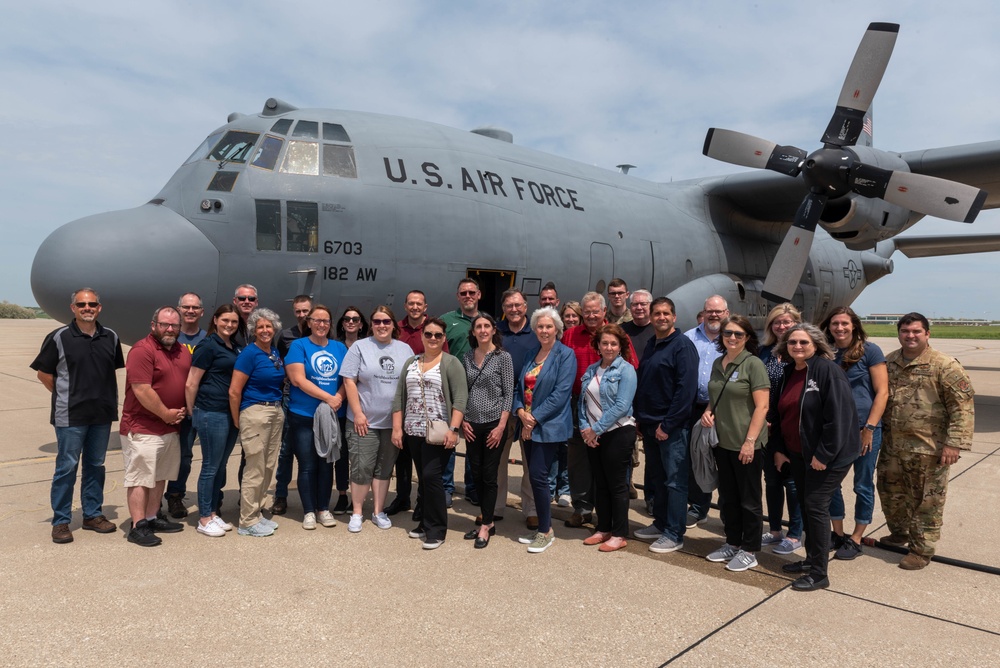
[818,146,915,250]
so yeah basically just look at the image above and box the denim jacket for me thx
[511,342,576,443]
[577,356,637,436]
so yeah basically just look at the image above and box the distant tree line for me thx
[0,301,37,319]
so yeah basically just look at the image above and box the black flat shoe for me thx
[464,528,479,540]
[385,500,410,517]
[781,560,811,574]
[474,534,491,549]
[792,575,830,591]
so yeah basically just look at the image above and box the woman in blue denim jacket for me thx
[578,324,638,552]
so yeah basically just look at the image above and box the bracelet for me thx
[744,436,756,444]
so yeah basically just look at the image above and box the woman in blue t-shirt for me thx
[821,306,888,561]
[285,305,348,530]
[184,305,242,538]
[229,308,287,537]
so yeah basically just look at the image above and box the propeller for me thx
[702,22,988,303]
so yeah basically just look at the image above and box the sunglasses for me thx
[722,330,747,339]
[268,353,283,369]
[74,301,100,308]
[236,295,257,302]
[459,290,478,297]
[342,316,361,323]
[371,318,393,326]
[787,340,813,347]
[423,331,445,340]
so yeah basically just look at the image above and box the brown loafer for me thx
[271,497,288,515]
[899,552,931,570]
[166,493,189,519]
[564,512,593,528]
[82,515,116,534]
[526,515,539,530]
[52,523,73,544]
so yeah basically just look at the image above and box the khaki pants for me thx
[238,404,285,528]
[496,421,536,516]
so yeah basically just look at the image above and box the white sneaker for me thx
[372,512,392,530]
[211,516,233,532]
[348,514,363,533]
[318,510,337,527]
[302,512,317,530]
[197,520,225,537]
[557,494,571,507]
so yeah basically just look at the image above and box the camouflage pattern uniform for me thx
[877,346,974,557]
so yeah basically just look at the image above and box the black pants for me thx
[714,447,763,552]
[466,420,503,524]
[791,454,850,580]
[408,435,452,542]
[392,437,413,505]
[587,425,636,538]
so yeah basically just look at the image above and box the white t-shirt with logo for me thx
[339,336,414,428]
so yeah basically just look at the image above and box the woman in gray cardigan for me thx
[392,317,468,549]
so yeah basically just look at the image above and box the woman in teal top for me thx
[700,315,770,573]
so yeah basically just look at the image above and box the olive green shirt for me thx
[707,350,770,452]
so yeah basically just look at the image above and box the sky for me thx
[3,1,1000,318]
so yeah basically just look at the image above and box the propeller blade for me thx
[703,129,806,176]
[761,191,828,303]
[822,23,898,147]
[849,163,987,222]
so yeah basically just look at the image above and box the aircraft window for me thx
[255,199,282,251]
[183,131,224,165]
[280,141,319,176]
[250,136,284,170]
[323,144,357,178]
[287,201,318,253]
[208,171,239,192]
[292,121,319,138]
[209,131,260,164]
[271,118,293,135]
[323,123,351,142]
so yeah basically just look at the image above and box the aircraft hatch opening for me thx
[467,268,516,317]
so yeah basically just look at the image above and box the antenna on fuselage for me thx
[617,164,636,175]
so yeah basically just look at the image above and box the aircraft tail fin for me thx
[857,107,874,147]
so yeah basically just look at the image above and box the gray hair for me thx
[247,307,282,333]
[178,292,203,307]
[581,291,606,310]
[774,323,835,361]
[531,306,564,339]
[70,287,99,303]
[630,289,652,304]
[234,283,258,297]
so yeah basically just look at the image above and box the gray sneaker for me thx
[685,512,707,529]
[773,536,802,555]
[518,531,540,545]
[706,543,738,562]
[527,530,555,553]
[726,549,758,572]
[649,536,683,554]
[633,524,662,542]
[237,520,274,537]
[761,531,783,545]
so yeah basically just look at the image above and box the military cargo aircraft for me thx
[30,22,1000,344]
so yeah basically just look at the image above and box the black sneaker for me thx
[127,520,162,547]
[332,494,349,515]
[830,531,846,552]
[835,537,863,560]
[165,493,188,518]
[148,516,184,533]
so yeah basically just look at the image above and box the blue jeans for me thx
[525,440,560,534]
[51,424,111,525]
[166,416,196,497]
[763,446,803,538]
[548,443,569,499]
[830,427,882,524]
[287,412,333,514]
[640,424,690,543]
[192,407,239,518]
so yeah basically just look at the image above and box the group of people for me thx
[33,281,974,575]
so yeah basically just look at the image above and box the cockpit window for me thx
[287,201,319,253]
[292,121,319,138]
[323,123,351,142]
[209,131,260,164]
[323,144,357,178]
[255,200,281,251]
[271,118,293,135]
[183,131,224,165]
[250,136,284,171]
[280,141,319,176]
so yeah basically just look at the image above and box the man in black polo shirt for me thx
[31,288,125,544]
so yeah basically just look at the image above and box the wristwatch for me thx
[451,426,460,433]
[864,423,876,432]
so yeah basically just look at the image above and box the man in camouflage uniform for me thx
[877,312,975,570]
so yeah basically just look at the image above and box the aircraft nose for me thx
[31,204,219,344]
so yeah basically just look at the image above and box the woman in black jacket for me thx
[770,324,860,591]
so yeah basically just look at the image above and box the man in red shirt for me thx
[120,306,192,547]
[561,292,638,526]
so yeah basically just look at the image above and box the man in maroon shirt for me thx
[561,292,639,526]
[120,306,192,547]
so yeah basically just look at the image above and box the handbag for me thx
[418,356,450,445]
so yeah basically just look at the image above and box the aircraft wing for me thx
[902,141,1000,210]
[888,233,1000,258]
[695,170,807,223]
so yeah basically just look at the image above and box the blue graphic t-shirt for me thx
[286,337,348,418]
[234,344,285,410]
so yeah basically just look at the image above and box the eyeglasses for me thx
[704,309,727,315]
[772,319,795,327]
[371,318,393,326]
[787,340,813,347]
[155,322,180,330]
[503,302,526,310]
[630,301,650,307]
[236,295,257,302]
[582,310,603,317]
[721,330,746,339]
[308,318,331,325]
[179,305,202,311]
[74,301,100,308]
[608,290,628,297]
[423,331,445,340]
[459,290,478,297]
[342,316,361,323]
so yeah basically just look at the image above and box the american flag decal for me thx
[863,116,873,137]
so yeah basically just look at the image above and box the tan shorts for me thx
[122,431,181,488]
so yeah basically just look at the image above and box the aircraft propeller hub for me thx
[802,146,855,196]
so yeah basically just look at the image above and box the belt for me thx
[253,401,281,407]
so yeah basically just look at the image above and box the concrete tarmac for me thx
[1,319,998,666]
